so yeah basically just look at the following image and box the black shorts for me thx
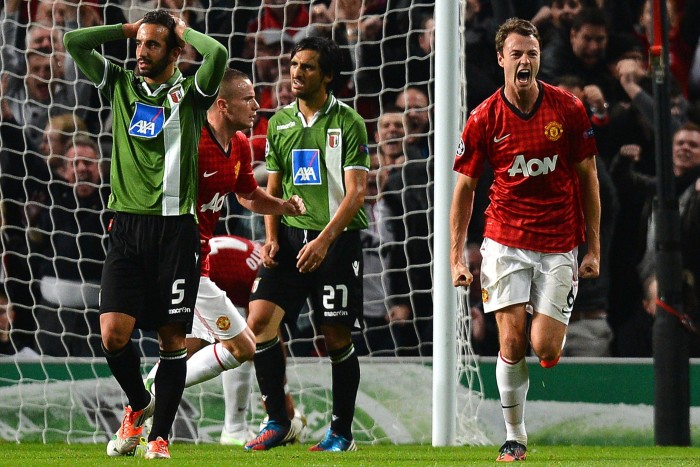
[100,212,200,332]
[251,225,364,330]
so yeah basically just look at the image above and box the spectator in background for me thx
[563,156,618,357]
[608,125,700,354]
[33,136,109,357]
[533,0,584,49]
[0,286,37,356]
[373,107,418,190]
[395,86,431,159]
[247,0,309,38]
[246,29,295,114]
[354,152,393,356]
[681,177,700,307]
[379,157,433,356]
[407,13,434,90]
[540,7,624,105]
[616,272,700,357]
[40,114,89,178]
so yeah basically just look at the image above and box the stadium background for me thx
[1,0,699,447]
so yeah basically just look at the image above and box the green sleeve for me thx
[63,24,125,85]
[183,28,227,97]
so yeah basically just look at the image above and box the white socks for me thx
[496,352,529,446]
[222,360,254,431]
[185,343,241,387]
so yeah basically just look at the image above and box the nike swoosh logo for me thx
[493,134,511,143]
[501,403,520,409]
[203,171,218,178]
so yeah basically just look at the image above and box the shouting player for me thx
[449,18,601,462]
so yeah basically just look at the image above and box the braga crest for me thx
[129,102,165,139]
[292,149,322,185]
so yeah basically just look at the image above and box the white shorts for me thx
[479,238,578,324]
[189,276,248,343]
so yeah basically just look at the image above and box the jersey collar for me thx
[138,68,185,97]
[295,93,336,128]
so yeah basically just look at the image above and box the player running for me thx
[450,18,600,462]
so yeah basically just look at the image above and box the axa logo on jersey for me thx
[129,102,165,138]
[507,154,558,177]
[292,149,322,185]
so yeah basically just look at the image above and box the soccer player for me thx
[64,10,228,459]
[141,69,305,445]
[449,18,601,462]
[244,36,369,452]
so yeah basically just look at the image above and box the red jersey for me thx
[207,235,262,307]
[454,81,598,252]
[197,124,258,276]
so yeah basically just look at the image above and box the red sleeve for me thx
[568,97,599,164]
[233,132,259,194]
[453,109,487,179]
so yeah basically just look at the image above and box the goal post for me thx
[432,0,460,447]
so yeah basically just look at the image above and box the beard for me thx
[137,55,170,79]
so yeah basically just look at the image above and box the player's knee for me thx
[532,343,560,363]
[499,335,527,361]
[223,336,255,363]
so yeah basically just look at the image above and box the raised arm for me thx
[180,26,227,98]
[63,24,125,84]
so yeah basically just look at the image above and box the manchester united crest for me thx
[482,288,489,303]
[544,121,563,141]
[216,316,231,331]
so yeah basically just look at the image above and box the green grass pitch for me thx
[2,442,700,466]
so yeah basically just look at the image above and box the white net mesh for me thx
[0,0,484,445]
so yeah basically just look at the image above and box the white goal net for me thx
[0,0,485,445]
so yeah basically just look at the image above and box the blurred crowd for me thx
[1,0,700,358]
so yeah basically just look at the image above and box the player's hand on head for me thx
[123,19,143,38]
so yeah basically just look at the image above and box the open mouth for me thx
[516,69,531,83]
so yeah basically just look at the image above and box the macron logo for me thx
[276,121,296,131]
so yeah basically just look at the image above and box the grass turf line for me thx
[2,443,700,466]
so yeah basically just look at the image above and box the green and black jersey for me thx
[64,24,227,216]
[266,94,370,231]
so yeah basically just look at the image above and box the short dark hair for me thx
[495,18,540,54]
[570,7,608,33]
[142,9,181,51]
[291,36,342,93]
[218,68,251,100]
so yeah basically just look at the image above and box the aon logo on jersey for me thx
[201,192,226,213]
[508,154,558,177]
[129,103,165,138]
[292,149,322,185]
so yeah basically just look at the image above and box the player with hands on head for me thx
[64,9,228,459]
[142,68,305,446]
[245,36,369,452]
[450,17,600,462]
